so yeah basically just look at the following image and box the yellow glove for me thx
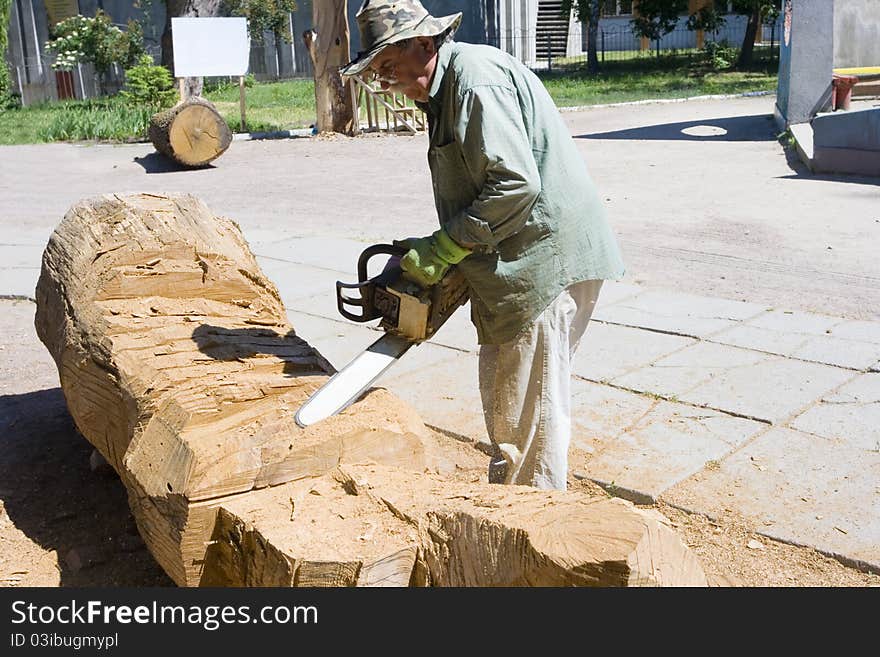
[397,229,471,287]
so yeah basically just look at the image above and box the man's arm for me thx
[444,84,541,250]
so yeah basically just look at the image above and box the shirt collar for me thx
[426,41,455,114]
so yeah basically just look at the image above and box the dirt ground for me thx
[0,300,876,587]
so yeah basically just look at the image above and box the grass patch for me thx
[539,54,778,107]
[0,97,154,144]
[204,77,316,133]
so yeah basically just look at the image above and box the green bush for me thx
[120,55,177,110]
[44,10,145,92]
[700,41,738,70]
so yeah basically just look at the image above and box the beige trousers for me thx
[478,280,603,490]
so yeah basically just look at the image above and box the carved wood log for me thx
[35,193,708,587]
[148,97,232,167]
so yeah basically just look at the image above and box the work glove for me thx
[393,229,471,288]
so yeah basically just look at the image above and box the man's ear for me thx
[415,35,436,60]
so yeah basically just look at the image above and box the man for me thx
[340,0,625,491]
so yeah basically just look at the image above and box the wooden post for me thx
[178,77,185,102]
[239,75,247,133]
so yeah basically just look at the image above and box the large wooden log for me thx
[148,97,232,167]
[35,193,708,586]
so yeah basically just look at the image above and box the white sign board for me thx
[172,17,250,77]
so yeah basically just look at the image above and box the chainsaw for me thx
[294,244,469,427]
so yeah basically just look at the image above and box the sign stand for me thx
[239,76,247,132]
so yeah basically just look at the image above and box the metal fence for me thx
[494,21,782,71]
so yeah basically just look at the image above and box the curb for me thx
[557,89,776,113]
[232,127,315,141]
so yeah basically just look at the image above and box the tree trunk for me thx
[148,97,232,167]
[306,0,354,134]
[161,0,224,99]
[587,0,600,73]
[736,7,760,68]
[34,193,709,587]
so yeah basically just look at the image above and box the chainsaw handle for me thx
[336,244,408,322]
[356,244,408,283]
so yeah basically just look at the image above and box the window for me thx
[601,1,633,17]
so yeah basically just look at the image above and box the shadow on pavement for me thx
[0,389,173,586]
[133,152,216,174]
[575,114,777,142]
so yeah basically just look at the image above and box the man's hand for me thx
[393,229,471,287]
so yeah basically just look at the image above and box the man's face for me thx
[367,36,437,102]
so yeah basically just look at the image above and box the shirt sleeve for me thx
[443,84,541,250]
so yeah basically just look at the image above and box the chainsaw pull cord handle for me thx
[336,244,408,322]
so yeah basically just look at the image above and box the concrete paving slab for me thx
[679,356,855,424]
[264,262,351,308]
[305,322,382,372]
[285,290,347,321]
[742,309,842,335]
[708,324,810,357]
[0,245,44,269]
[429,303,478,353]
[0,299,58,396]
[663,428,880,572]
[790,373,880,451]
[253,236,372,273]
[573,321,695,382]
[791,335,880,370]
[383,349,486,443]
[569,379,656,456]
[0,268,40,299]
[828,320,880,345]
[577,401,765,502]
[592,289,768,338]
[285,310,374,345]
[596,281,644,307]
[611,341,769,399]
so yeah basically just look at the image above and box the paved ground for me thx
[1,95,878,577]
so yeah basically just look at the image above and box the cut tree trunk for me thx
[149,97,232,167]
[35,193,708,587]
[305,0,354,134]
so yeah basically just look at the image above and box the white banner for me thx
[171,17,250,77]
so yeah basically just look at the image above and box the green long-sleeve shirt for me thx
[419,41,626,344]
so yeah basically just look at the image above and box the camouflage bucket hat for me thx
[339,0,462,77]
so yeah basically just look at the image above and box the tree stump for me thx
[35,193,708,587]
[148,97,232,167]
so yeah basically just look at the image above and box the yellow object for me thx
[832,67,880,76]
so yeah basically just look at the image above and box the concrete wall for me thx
[834,0,880,68]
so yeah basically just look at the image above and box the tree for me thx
[686,2,727,42]
[161,0,224,99]
[305,0,352,134]
[223,0,297,44]
[630,0,688,58]
[0,0,14,107]
[560,1,605,73]
[44,11,145,95]
[731,0,781,68]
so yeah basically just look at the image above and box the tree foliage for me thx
[0,0,14,107]
[630,0,688,56]
[44,11,145,77]
[223,0,297,43]
[686,4,727,34]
